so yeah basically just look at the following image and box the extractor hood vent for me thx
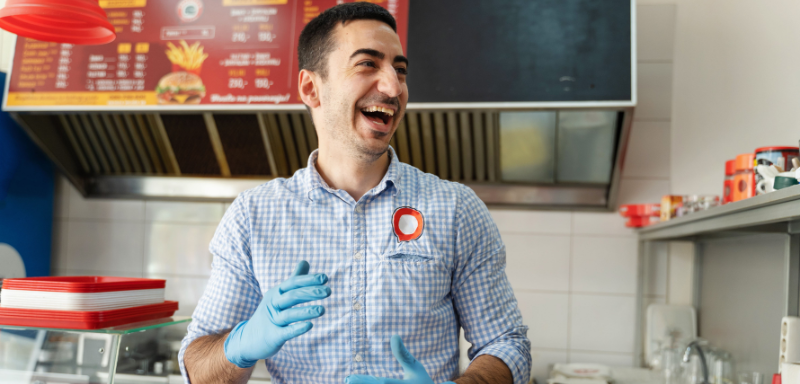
[13,108,631,210]
[18,111,505,182]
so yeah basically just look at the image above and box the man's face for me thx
[316,19,408,161]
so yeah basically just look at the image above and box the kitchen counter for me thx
[611,367,663,384]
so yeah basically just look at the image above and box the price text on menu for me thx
[4,0,408,110]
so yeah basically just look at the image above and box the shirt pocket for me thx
[370,251,452,318]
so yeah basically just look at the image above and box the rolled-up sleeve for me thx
[451,185,531,384]
[178,194,262,384]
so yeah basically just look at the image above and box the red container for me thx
[619,204,660,218]
[732,153,756,202]
[755,146,799,195]
[755,146,799,171]
[723,159,735,204]
[0,301,178,329]
[2,276,165,293]
[625,216,656,228]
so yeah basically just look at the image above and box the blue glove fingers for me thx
[272,305,325,326]
[390,335,424,375]
[279,273,329,293]
[280,321,313,341]
[273,285,332,310]
[292,260,310,276]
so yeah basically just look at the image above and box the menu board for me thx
[3,0,408,111]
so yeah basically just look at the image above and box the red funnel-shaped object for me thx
[0,0,115,45]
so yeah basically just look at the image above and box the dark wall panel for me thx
[406,0,632,102]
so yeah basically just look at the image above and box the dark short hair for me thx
[298,3,397,79]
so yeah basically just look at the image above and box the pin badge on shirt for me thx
[392,207,424,242]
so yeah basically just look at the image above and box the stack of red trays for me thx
[619,203,661,228]
[0,277,178,329]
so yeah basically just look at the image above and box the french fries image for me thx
[165,40,208,71]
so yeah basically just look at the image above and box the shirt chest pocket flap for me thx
[384,252,434,263]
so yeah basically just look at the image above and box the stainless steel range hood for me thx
[10,106,633,210]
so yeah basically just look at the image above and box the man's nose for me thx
[376,66,403,98]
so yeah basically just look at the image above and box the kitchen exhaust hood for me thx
[5,0,635,210]
[12,108,633,209]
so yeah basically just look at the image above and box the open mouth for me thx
[360,106,395,126]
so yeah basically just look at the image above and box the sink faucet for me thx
[683,340,710,384]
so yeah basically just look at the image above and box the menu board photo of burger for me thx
[156,41,208,105]
[156,71,206,105]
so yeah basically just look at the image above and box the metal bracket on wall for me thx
[693,242,704,322]
[786,234,800,317]
[788,219,800,234]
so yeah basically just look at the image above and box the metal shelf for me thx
[633,186,800,368]
[638,185,800,241]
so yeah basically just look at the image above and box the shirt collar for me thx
[304,146,402,201]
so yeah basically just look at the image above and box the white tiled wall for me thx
[51,177,222,317]
[46,3,682,383]
[496,210,641,383]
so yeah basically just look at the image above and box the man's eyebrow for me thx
[350,48,384,60]
[394,55,409,66]
[350,48,409,67]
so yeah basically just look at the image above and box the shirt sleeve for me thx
[451,185,531,384]
[178,194,262,384]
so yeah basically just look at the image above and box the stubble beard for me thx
[323,91,393,164]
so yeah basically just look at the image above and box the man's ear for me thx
[298,69,321,109]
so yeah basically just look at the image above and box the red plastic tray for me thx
[2,276,166,293]
[0,301,178,329]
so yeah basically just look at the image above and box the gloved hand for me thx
[344,335,456,384]
[224,260,331,368]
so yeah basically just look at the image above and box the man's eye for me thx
[359,61,377,68]
[395,67,408,75]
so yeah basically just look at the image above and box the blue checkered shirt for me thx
[179,148,531,384]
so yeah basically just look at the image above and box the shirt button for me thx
[354,252,363,260]
[355,205,363,213]
[354,354,363,362]
[353,302,362,311]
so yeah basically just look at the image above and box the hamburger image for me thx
[156,72,206,104]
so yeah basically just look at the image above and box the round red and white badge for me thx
[392,207,424,242]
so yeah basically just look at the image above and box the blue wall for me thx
[0,72,54,277]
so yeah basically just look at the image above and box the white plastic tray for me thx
[0,288,165,311]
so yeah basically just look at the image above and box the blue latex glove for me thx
[345,335,456,384]
[224,260,331,368]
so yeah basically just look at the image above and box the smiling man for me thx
[179,3,530,384]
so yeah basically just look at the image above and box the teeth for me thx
[361,106,395,116]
